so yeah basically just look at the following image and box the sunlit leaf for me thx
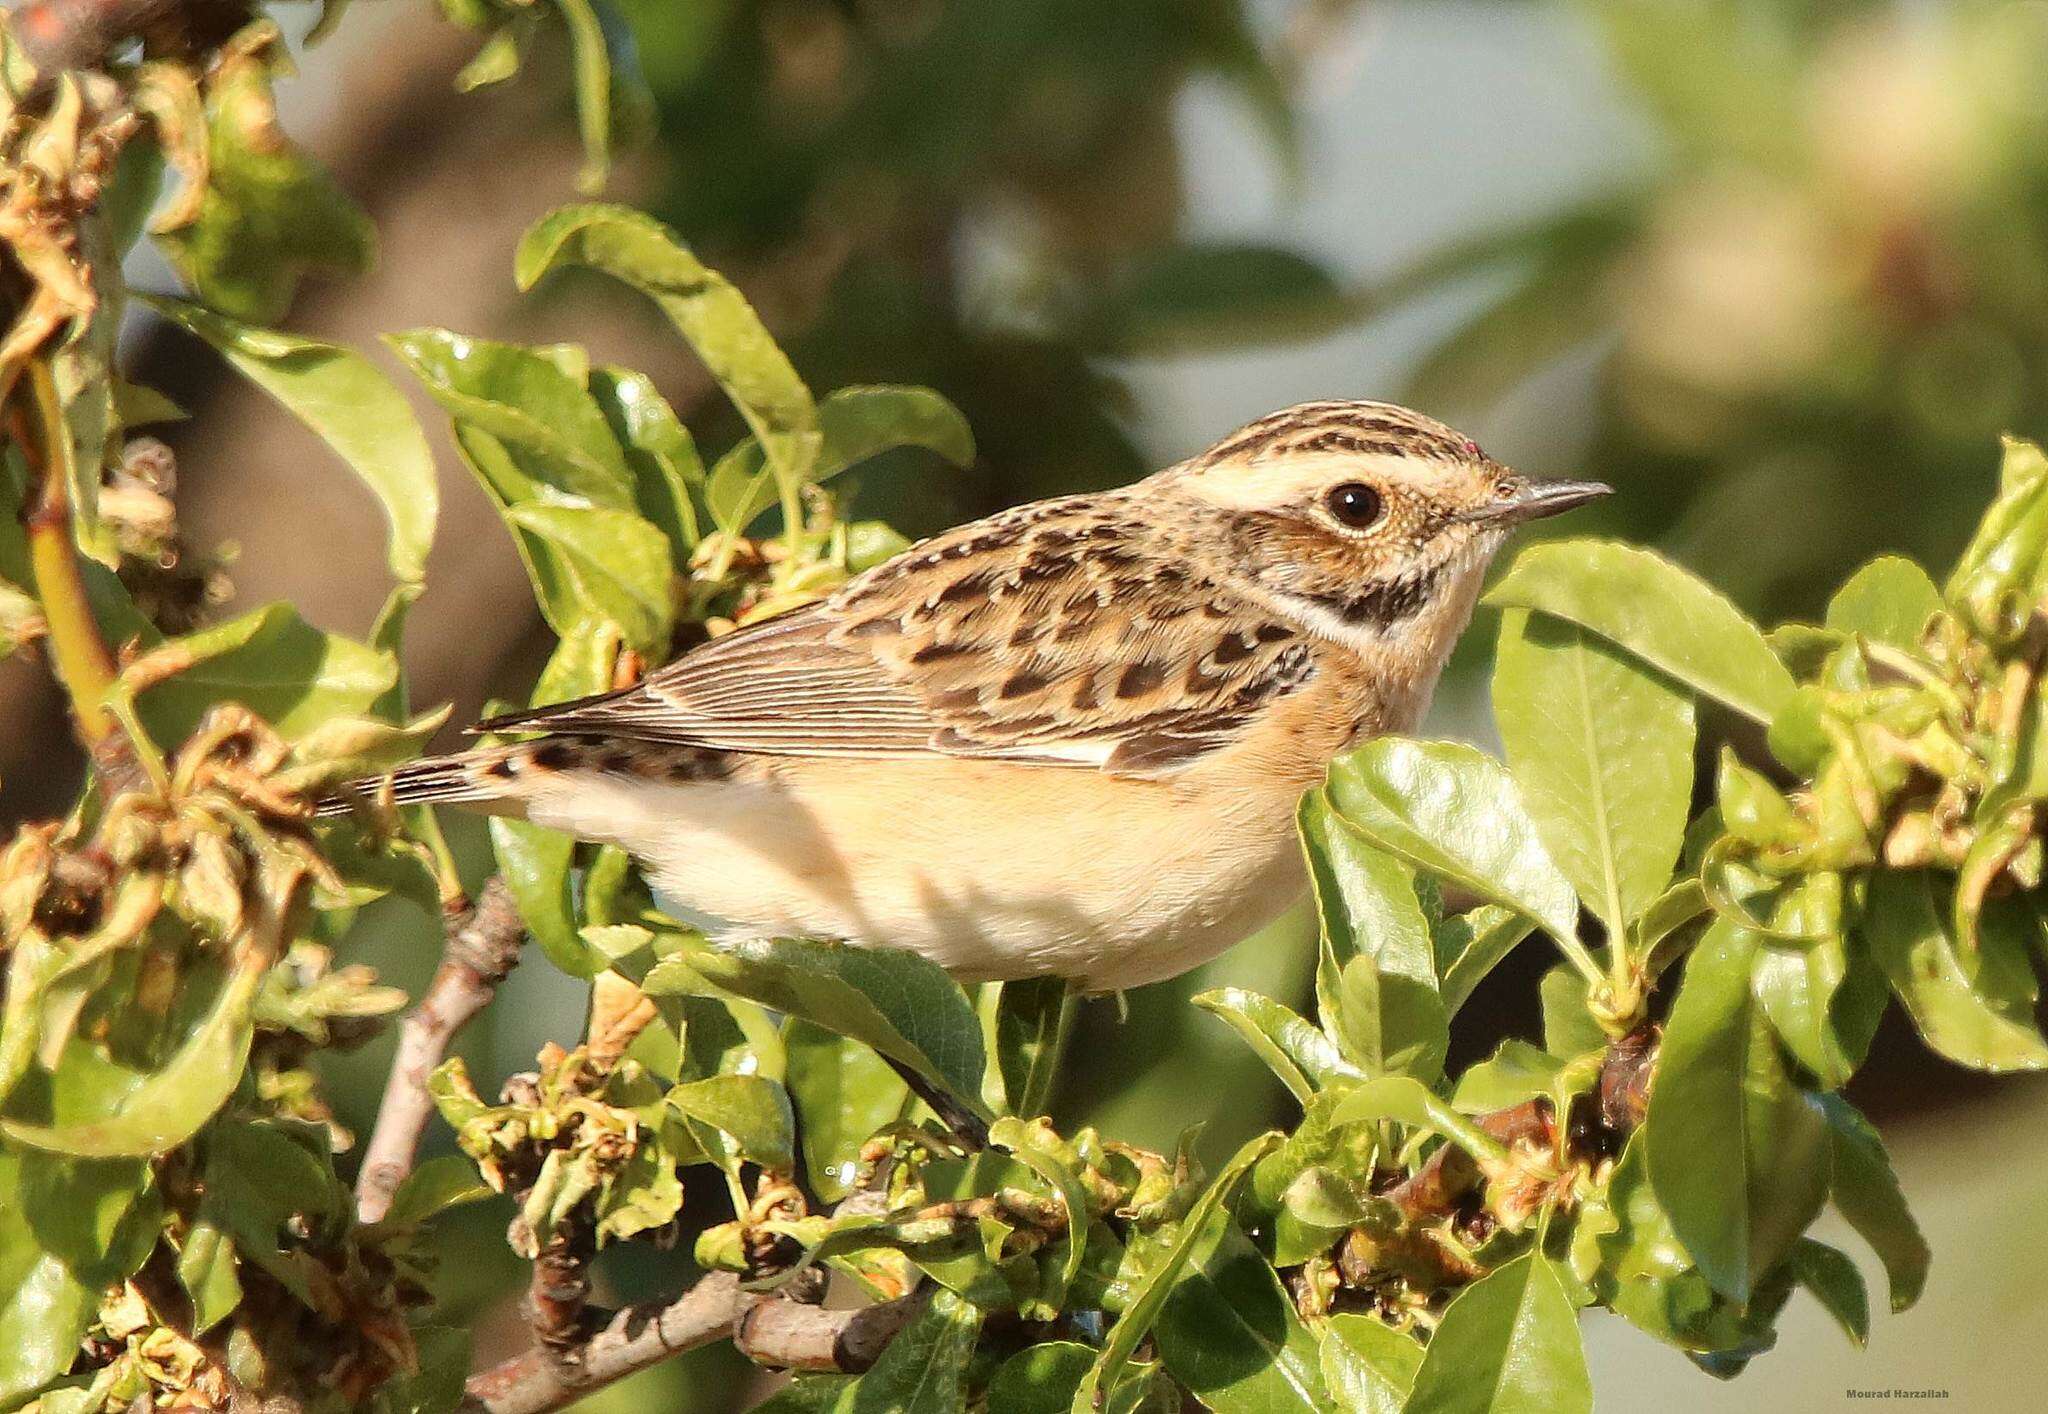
[132,602,397,746]
[1825,556,1940,650]
[1859,872,2048,1072]
[1493,608,1694,938]
[143,295,437,583]
[1404,1251,1592,1414]
[1485,540,1794,725]
[1320,1313,1421,1414]
[1644,920,1830,1302]
[1193,987,1358,1104]
[1817,1093,1929,1313]
[784,1020,908,1203]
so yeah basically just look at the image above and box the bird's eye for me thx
[1325,482,1385,530]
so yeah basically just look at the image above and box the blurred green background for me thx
[7,0,2048,1407]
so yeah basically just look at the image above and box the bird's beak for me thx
[1464,477,1613,528]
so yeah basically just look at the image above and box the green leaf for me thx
[589,365,704,571]
[1451,1039,1570,1114]
[155,43,374,322]
[502,502,674,654]
[0,1148,98,1404]
[1751,935,1880,1090]
[1437,907,1537,1017]
[1075,1132,1281,1412]
[1539,964,1606,1059]
[1825,556,1941,650]
[847,1287,981,1413]
[380,1153,494,1228]
[1152,1220,1334,1411]
[177,1219,242,1333]
[143,296,437,583]
[1298,794,1449,1081]
[686,936,989,1117]
[1326,738,1581,950]
[669,1073,796,1171]
[1787,1238,1869,1348]
[1193,988,1358,1104]
[389,328,633,509]
[1404,1252,1592,1414]
[1320,1314,1421,1414]
[2,957,263,1157]
[489,817,590,978]
[133,602,397,746]
[989,1343,1099,1414]
[16,1152,160,1286]
[1485,540,1795,725]
[1859,871,2048,1071]
[993,978,1071,1119]
[550,0,613,193]
[1945,436,2048,646]
[784,1020,909,1203]
[1493,608,1695,938]
[1328,1076,1507,1164]
[1817,1094,1929,1313]
[990,1117,1092,1318]
[705,384,976,535]
[517,205,820,494]
[1644,919,1830,1301]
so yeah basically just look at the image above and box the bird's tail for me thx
[313,739,580,819]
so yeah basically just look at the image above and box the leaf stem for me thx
[8,356,116,745]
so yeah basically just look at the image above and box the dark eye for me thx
[1325,482,1384,530]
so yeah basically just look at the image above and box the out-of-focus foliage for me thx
[1397,0,2048,614]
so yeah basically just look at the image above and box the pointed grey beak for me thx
[1465,477,1613,528]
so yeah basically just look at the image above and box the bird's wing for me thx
[484,494,1316,775]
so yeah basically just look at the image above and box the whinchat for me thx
[333,401,1607,992]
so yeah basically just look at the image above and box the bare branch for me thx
[354,875,525,1223]
[460,1274,925,1414]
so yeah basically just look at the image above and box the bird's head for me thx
[1166,400,1609,654]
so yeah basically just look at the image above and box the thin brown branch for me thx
[1383,1026,1659,1222]
[460,1274,924,1414]
[354,875,525,1223]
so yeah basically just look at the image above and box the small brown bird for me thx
[339,401,1606,992]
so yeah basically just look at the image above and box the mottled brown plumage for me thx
[331,401,1606,990]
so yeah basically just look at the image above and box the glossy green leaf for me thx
[502,502,674,654]
[589,364,704,570]
[1075,1131,1281,1412]
[1193,988,1358,1104]
[686,936,989,1116]
[177,1219,242,1333]
[989,1343,1099,1414]
[784,1020,909,1203]
[705,384,975,534]
[1539,964,1606,1059]
[1326,738,1581,951]
[1751,935,1882,1090]
[489,817,590,978]
[389,328,633,508]
[0,1149,98,1404]
[1787,1238,1869,1348]
[1493,608,1694,938]
[1945,436,2048,645]
[669,1073,796,1171]
[847,1287,981,1413]
[144,295,438,582]
[1485,539,1795,724]
[993,978,1072,1119]
[1437,907,1537,1017]
[1298,794,1449,1081]
[16,1152,160,1287]
[1645,920,1830,1301]
[1404,1252,1592,1414]
[380,1153,494,1228]
[1152,1219,1334,1411]
[551,0,613,193]
[1825,556,1941,650]
[1329,1076,1507,1163]
[1321,1314,1421,1414]
[1860,871,2048,1071]
[517,205,820,492]
[2,958,262,1157]
[1817,1093,1929,1313]
[133,602,397,746]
